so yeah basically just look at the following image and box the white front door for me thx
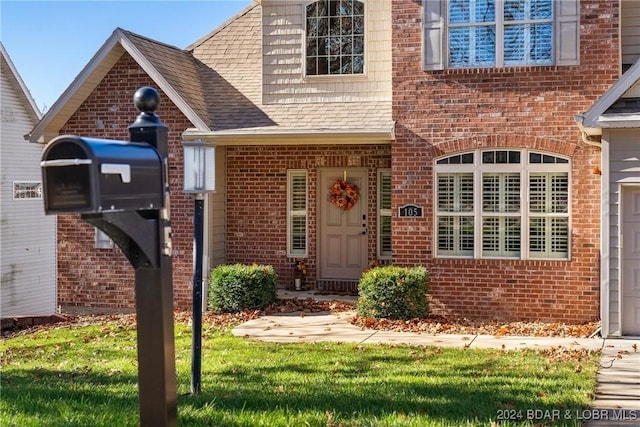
[318,168,368,280]
[622,186,640,336]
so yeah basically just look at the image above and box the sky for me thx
[0,0,253,113]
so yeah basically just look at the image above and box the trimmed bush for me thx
[208,264,277,313]
[357,266,429,320]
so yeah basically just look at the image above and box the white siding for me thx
[622,0,640,67]
[262,0,391,104]
[207,145,226,269]
[1,53,57,316]
[605,129,640,336]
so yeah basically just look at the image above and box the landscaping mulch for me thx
[274,297,601,339]
[2,297,600,339]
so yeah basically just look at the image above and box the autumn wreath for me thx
[329,179,360,210]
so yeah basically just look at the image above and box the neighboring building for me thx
[576,1,640,337]
[0,42,56,317]
[28,1,640,335]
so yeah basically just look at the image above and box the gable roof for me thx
[1,42,41,123]
[184,3,394,144]
[29,2,394,145]
[28,28,211,143]
[576,58,640,130]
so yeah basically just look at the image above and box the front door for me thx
[622,186,640,336]
[318,168,368,280]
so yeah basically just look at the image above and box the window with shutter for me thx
[378,169,392,258]
[434,149,570,259]
[423,0,579,70]
[287,170,308,257]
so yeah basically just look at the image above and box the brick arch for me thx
[427,134,578,160]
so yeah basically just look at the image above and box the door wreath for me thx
[329,179,360,211]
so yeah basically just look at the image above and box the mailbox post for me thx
[40,87,177,427]
[127,87,177,427]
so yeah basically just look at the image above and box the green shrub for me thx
[357,266,429,320]
[208,264,277,313]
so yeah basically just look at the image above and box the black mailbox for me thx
[41,135,163,214]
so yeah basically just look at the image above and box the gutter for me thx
[574,114,602,148]
[182,126,396,146]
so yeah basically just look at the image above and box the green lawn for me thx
[1,316,599,426]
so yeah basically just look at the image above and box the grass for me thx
[1,316,600,426]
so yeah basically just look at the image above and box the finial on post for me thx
[134,86,160,114]
[129,87,168,155]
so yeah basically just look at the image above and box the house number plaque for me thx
[399,204,423,218]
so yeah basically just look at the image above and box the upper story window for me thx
[305,0,365,76]
[423,0,579,70]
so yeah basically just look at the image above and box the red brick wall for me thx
[58,54,194,311]
[57,54,392,309]
[226,145,391,290]
[390,0,619,322]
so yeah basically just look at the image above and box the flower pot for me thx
[294,278,302,291]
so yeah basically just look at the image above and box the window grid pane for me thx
[438,173,474,212]
[529,172,569,258]
[504,23,552,65]
[551,217,569,254]
[288,171,307,256]
[306,0,364,75]
[551,175,568,213]
[380,171,392,210]
[380,216,392,255]
[482,173,520,213]
[378,170,392,257]
[291,216,307,252]
[438,216,474,256]
[482,217,521,257]
[291,175,307,211]
[13,181,42,200]
[448,0,553,68]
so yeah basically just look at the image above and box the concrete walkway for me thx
[233,292,640,425]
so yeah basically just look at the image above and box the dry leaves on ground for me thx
[350,313,600,338]
[3,297,600,339]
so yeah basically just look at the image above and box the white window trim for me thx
[434,149,571,260]
[302,0,368,79]
[377,168,392,259]
[12,181,42,200]
[287,169,308,258]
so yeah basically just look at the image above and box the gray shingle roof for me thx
[187,4,393,134]
[30,3,393,142]
[121,30,211,128]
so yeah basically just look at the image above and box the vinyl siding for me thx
[1,56,57,317]
[207,145,226,269]
[262,0,391,104]
[606,128,640,336]
[622,0,640,67]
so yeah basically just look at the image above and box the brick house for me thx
[29,1,640,335]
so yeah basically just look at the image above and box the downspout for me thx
[575,113,608,337]
[574,114,602,147]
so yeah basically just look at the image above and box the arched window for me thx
[305,0,365,75]
[434,149,570,260]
